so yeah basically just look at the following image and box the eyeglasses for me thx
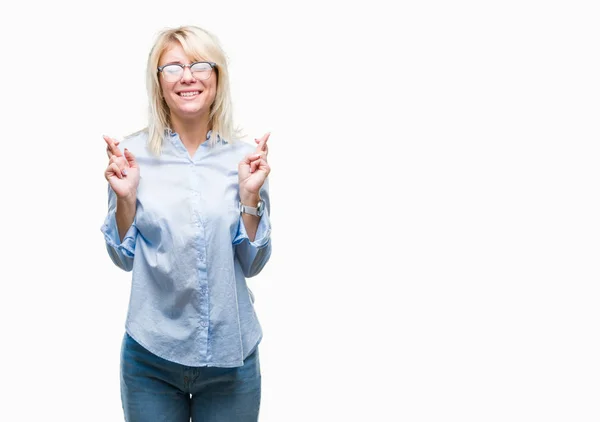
[157,61,216,82]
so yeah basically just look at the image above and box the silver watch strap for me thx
[240,203,259,216]
[240,199,263,216]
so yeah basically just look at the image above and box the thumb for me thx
[124,148,138,168]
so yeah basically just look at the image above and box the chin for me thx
[176,99,203,112]
[187,105,207,114]
[175,107,207,120]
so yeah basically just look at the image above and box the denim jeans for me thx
[120,332,261,421]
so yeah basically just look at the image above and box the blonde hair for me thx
[144,25,241,155]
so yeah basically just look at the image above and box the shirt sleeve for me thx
[233,178,272,278]
[100,184,138,272]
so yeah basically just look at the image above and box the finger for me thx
[254,132,268,143]
[243,153,263,166]
[255,132,270,152]
[251,157,270,174]
[260,134,270,157]
[255,142,268,159]
[104,136,116,158]
[124,148,138,168]
[260,132,271,143]
[256,158,270,173]
[254,132,269,145]
[109,155,129,176]
[106,162,124,180]
[109,154,128,168]
[111,162,124,178]
[253,152,267,166]
[105,140,122,158]
[104,135,123,157]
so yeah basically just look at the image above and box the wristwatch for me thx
[239,199,265,217]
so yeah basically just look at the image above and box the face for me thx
[158,42,217,121]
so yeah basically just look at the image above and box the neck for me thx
[170,113,211,156]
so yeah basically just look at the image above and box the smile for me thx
[178,91,201,98]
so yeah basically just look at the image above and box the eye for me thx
[162,64,182,75]
[191,62,212,72]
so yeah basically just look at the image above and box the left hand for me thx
[238,132,271,202]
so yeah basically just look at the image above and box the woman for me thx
[101,25,272,421]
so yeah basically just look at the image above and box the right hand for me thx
[103,135,140,200]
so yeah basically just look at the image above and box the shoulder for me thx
[207,138,255,169]
[222,138,255,159]
[119,129,151,157]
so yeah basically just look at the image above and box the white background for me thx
[0,0,599,421]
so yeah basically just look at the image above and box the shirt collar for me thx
[165,128,227,146]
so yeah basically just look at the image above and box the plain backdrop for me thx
[0,0,599,421]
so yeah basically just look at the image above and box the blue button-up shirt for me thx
[101,130,271,368]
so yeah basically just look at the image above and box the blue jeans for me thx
[120,332,261,421]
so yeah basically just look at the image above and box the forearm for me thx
[116,195,136,242]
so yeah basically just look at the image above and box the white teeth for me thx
[180,91,200,97]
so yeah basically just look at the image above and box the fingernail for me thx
[123,169,128,175]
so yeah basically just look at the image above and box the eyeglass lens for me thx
[162,63,213,81]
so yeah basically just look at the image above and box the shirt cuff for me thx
[233,207,271,248]
[101,209,137,258]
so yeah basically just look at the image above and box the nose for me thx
[181,66,196,83]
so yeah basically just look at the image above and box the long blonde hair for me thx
[144,26,241,155]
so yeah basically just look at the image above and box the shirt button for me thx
[201,320,208,327]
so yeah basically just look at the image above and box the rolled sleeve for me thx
[100,186,137,271]
[233,208,271,249]
[233,180,272,277]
